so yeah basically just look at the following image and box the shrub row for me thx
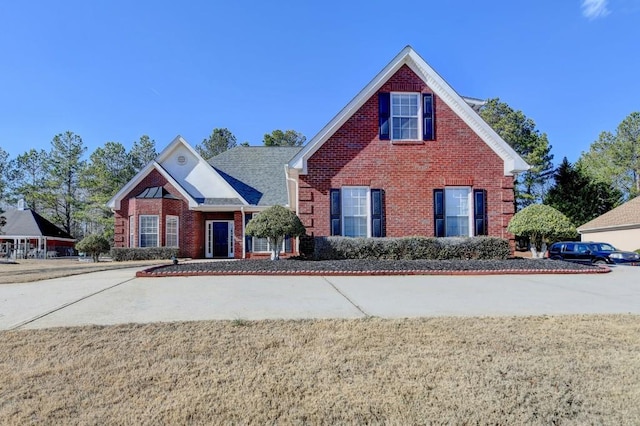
[110,247,179,262]
[310,236,510,261]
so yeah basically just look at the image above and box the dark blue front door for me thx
[213,222,229,257]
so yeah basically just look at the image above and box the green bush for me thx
[110,247,179,262]
[76,234,111,262]
[312,236,510,261]
[245,205,306,260]
[507,204,577,253]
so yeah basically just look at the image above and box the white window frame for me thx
[342,186,371,238]
[445,187,473,237]
[166,215,179,247]
[139,215,159,247]
[129,216,135,247]
[391,92,421,140]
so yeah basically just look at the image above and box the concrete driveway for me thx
[1,265,639,330]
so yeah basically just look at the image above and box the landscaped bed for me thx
[137,258,608,277]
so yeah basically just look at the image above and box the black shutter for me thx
[284,236,292,253]
[371,189,384,237]
[244,213,252,252]
[474,189,487,236]
[379,92,390,140]
[434,189,445,237]
[423,94,434,140]
[330,189,341,236]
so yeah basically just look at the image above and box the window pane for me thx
[139,216,158,247]
[166,216,178,247]
[391,93,419,140]
[445,188,470,237]
[342,187,368,237]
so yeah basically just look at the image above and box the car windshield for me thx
[589,243,617,252]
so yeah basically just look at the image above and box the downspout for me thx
[285,165,300,255]
[241,206,246,259]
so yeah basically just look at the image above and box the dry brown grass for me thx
[1,315,639,424]
[0,259,164,284]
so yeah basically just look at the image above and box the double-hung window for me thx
[129,216,135,247]
[391,93,419,140]
[379,92,434,141]
[166,216,179,247]
[342,187,370,237]
[330,187,384,238]
[434,188,487,237]
[139,215,159,247]
[445,188,471,237]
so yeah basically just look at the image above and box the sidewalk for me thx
[1,265,638,330]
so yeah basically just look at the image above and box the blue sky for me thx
[1,0,638,165]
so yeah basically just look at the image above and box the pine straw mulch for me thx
[138,258,607,277]
[1,315,638,424]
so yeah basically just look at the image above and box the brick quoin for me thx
[298,65,516,246]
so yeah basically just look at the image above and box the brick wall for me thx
[298,65,516,243]
[113,169,204,258]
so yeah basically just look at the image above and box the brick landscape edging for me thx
[136,265,611,278]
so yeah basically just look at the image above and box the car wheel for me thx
[593,259,607,265]
[550,256,562,261]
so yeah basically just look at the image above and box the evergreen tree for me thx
[545,157,621,226]
[579,112,640,200]
[263,129,306,147]
[7,149,51,213]
[479,98,554,210]
[47,131,86,236]
[196,128,237,159]
[130,135,157,171]
[79,141,135,239]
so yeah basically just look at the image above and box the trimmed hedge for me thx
[110,247,179,262]
[312,236,510,261]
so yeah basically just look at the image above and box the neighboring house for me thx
[0,207,76,258]
[577,196,640,251]
[108,45,529,259]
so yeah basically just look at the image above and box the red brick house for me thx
[108,46,529,258]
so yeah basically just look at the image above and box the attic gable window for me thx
[391,93,419,140]
[379,92,435,141]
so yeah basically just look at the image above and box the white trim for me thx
[107,135,249,210]
[578,223,640,233]
[288,45,530,176]
[205,220,234,258]
[390,92,421,141]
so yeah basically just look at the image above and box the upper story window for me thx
[391,93,419,140]
[379,92,434,141]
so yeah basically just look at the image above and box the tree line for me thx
[0,129,306,240]
[0,105,638,242]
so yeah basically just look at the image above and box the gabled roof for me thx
[288,45,530,176]
[0,209,75,240]
[107,136,248,210]
[577,196,640,232]
[209,146,302,206]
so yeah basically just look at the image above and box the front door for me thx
[205,220,234,258]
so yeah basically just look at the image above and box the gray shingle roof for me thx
[578,196,640,231]
[208,146,302,206]
[0,209,75,240]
